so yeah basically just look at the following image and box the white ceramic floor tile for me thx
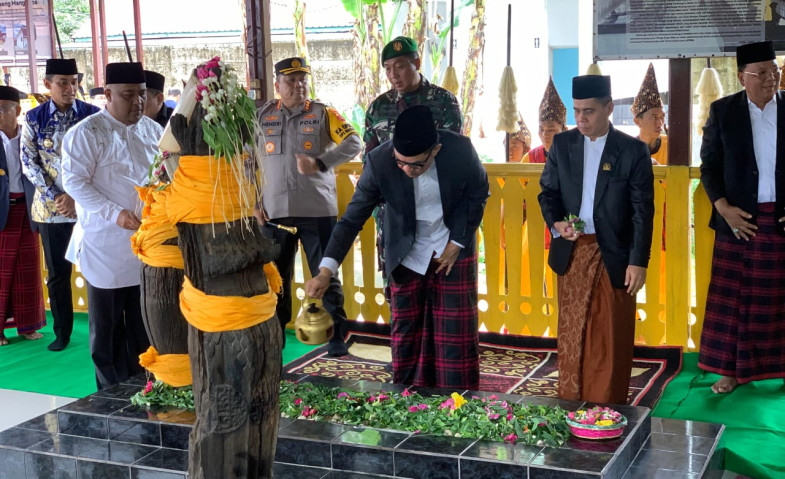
[0,389,75,431]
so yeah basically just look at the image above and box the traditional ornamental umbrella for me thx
[695,59,722,135]
[496,4,518,138]
[441,0,460,96]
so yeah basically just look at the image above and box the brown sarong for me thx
[556,235,636,404]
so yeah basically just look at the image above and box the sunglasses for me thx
[393,143,436,170]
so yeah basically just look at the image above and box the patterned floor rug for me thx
[283,329,682,408]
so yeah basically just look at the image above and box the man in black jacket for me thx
[306,105,489,389]
[539,74,654,404]
[698,40,785,394]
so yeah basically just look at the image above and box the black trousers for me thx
[264,216,347,348]
[36,222,75,341]
[86,283,150,390]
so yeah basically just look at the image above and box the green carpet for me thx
[0,311,319,399]
[653,353,785,479]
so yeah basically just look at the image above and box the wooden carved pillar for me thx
[168,102,282,478]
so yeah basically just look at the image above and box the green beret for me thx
[382,36,418,63]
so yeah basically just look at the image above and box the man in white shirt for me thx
[62,62,163,389]
[698,40,785,394]
[0,85,45,346]
[306,106,489,389]
[538,75,654,404]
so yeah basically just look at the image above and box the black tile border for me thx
[0,377,728,479]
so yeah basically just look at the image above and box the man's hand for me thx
[625,265,647,295]
[54,193,76,219]
[716,198,756,240]
[435,242,462,276]
[116,209,141,230]
[305,267,332,299]
[295,154,320,175]
[253,203,268,226]
[554,220,581,242]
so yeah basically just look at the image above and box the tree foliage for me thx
[53,0,90,42]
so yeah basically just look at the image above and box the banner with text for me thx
[0,0,53,65]
[594,0,785,60]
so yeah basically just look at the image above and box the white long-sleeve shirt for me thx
[1,129,23,193]
[61,109,162,288]
[748,96,777,203]
[577,133,608,235]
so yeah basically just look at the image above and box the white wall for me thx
[547,0,580,48]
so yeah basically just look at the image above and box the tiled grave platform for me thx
[0,373,725,479]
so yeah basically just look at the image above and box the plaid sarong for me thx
[0,197,45,334]
[388,254,480,389]
[698,202,785,383]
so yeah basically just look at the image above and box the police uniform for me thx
[257,57,363,356]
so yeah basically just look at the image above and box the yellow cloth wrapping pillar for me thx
[132,184,190,386]
[166,155,255,225]
[138,346,192,387]
[165,154,281,334]
[179,274,279,333]
[131,185,184,269]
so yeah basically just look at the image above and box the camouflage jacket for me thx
[363,77,462,154]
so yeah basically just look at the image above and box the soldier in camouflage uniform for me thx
[365,36,464,279]
[364,36,463,154]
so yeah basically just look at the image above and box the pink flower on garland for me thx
[205,56,221,69]
[377,394,389,401]
[402,389,412,397]
[408,405,419,413]
[503,433,518,444]
[294,398,302,406]
[417,403,428,411]
[302,406,317,418]
[337,392,349,400]
[143,381,153,395]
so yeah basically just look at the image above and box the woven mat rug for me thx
[283,328,682,408]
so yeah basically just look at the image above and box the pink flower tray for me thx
[565,416,627,440]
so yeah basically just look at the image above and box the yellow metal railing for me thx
[54,164,714,350]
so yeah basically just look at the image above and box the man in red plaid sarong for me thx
[699,40,785,394]
[0,85,45,345]
[307,105,489,390]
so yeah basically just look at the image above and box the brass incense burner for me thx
[295,297,333,345]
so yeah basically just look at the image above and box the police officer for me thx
[256,57,362,357]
